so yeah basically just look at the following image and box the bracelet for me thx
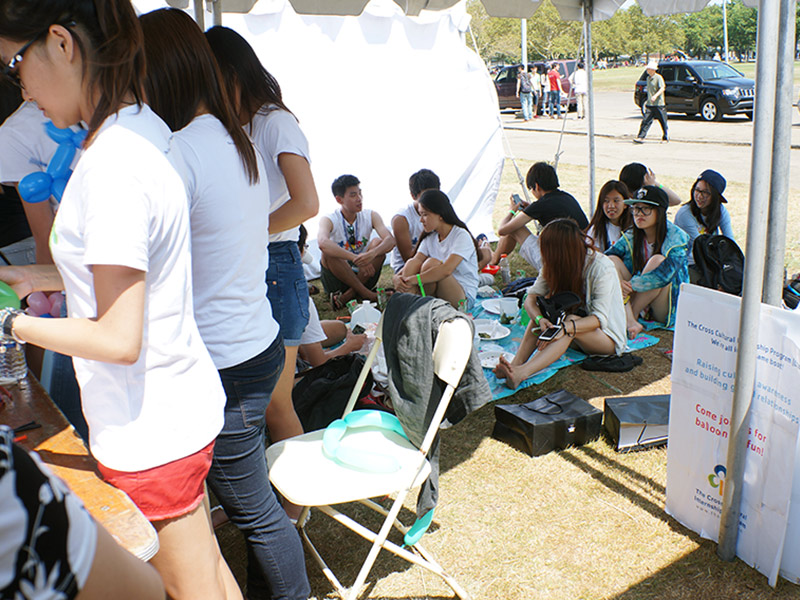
[534,314,542,326]
[510,210,518,216]
[416,273,426,297]
[1,308,24,343]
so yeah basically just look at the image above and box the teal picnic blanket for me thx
[471,299,659,401]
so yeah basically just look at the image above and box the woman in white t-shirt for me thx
[393,189,479,308]
[585,180,632,251]
[0,2,233,598]
[206,28,318,490]
[140,10,309,600]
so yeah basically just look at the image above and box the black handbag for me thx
[535,291,583,324]
[492,389,602,457]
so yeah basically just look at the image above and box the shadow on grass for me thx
[607,542,799,599]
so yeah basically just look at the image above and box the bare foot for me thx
[627,319,644,340]
[493,356,524,389]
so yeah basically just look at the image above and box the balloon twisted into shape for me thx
[18,122,86,204]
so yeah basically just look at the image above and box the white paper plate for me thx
[478,349,516,369]
[474,319,510,341]
[481,298,519,316]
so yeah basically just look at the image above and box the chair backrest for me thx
[432,317,473,387]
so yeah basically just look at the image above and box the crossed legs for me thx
[609,254,670,339]
[321,238,385,304]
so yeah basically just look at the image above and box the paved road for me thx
[501,91,800,191]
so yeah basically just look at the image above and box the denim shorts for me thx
[266,241,310,346]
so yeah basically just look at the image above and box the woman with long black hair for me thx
[0,1,235,597]
[607,185,690,339]
[493,219,626,389]
[392,189,479,308]
[585,180,632,251]
[140,9,309,600]
[206,29,318,496]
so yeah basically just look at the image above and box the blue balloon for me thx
[18,121,85,205]
[18,172,52,204]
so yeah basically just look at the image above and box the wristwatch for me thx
[1,308,24,342]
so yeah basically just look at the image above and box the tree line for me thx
[466,0,786,65]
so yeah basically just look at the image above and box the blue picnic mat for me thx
[471,299,660,401]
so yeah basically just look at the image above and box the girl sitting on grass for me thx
[585,180,632,251]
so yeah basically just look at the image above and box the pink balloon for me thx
[27,291,50,316]
[48,293,65,317]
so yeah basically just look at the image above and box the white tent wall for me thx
[133,0,504,243]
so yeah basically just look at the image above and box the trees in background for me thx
[466,0,763,65]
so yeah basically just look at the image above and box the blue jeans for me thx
[51,299,87,441]
[266,241,309,346]
[548,90,561,117]
[206,336,310,600]
[520,91,533,120]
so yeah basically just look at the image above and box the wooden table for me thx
[1,373,159,561]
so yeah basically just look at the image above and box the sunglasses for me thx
[2,21,75,89]
[631,205,655,216]
[346,223,356,247]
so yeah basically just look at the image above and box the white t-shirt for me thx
[586,222,622,251]
[171,114,279,369]
[327,208,374,255]
[417,226,479,302]
[51,104,224,472]
[390,203,424,273]
[249,107,311,243]
[0,102,81,215]
[300,297,326,346]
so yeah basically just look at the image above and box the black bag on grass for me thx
[292,354,373,432]
[693,234,744,296]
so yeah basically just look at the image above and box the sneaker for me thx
[662,136,669,143]
[633,137,644,144]
[479,272,495,286]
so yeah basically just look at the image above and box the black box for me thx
[492,389,602,457]
[604,394,670,452]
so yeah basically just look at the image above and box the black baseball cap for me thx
[625,185,669,211]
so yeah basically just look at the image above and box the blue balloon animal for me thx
[18,121,86,204]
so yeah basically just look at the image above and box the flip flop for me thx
[330,291,344,311]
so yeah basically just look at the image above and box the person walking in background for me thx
[634,60,668,143]
[516,65,534,121]
[569,61,588,120]
[546,63,564,119]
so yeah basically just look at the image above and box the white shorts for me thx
[519,234,542,271]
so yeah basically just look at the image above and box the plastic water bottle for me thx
[499,254,511,285]
[376,288,387,311]
[0,337,26,384]
[351,300,381,329]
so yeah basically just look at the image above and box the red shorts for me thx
[98,441,215,522]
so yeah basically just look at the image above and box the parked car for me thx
[494,60,578,112]
[634,60,754,122]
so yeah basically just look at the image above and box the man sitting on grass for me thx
[390,168,440,274]
[491,162,588,271]
[318,174,394,309]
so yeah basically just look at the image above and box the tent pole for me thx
[211,0,222,26]
[193,0,204,29]
[584,1,595,216]
[521,18,527,69]
[763,0,796,306]
[717,0,780,562]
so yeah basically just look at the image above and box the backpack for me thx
[692,234,745,296]
[291,354,374,432]
[784,276,800,309]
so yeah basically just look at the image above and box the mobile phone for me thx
[538,325,562,342]
[352,324,366,335]
[512,193,523,207]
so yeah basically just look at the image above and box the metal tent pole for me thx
[211,0,222,26]
[584,1,595,216]
[723,0,729,63]
[717,0,780,561]
[763,0,796,306]
[193,0,204,29]
[521,18,527,69]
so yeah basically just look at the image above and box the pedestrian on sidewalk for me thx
[634,60,668,143]
[516,65,534,121]
[570,62,589,119]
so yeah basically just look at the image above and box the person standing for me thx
[546,63,564,119]
[634,60,668,143]
[570,61,589,120]
[516,65,534,121]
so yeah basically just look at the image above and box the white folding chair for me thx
[266,314,473,600]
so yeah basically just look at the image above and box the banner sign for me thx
[666,284,800,586]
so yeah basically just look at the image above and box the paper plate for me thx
[481,298,519,316]
[478,349,516,369]
[474,319,510,341]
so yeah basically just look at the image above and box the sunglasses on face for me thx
[631,205,655,216]
[2,21,76,89]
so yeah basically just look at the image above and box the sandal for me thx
[308,283,320,296]
[330,291,344,311]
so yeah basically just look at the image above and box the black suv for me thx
[634,60,754,121]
